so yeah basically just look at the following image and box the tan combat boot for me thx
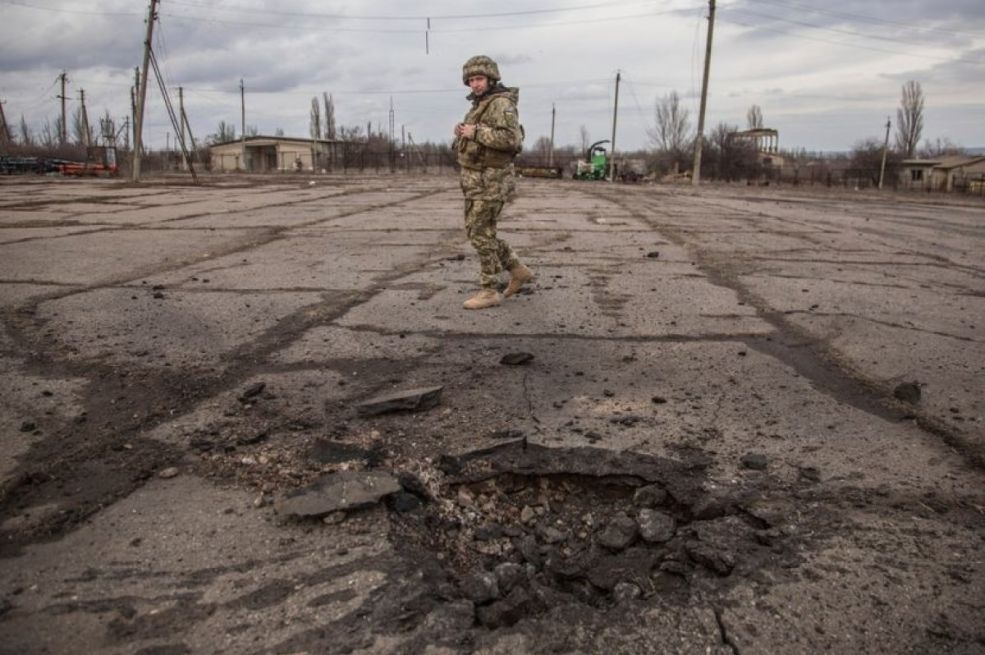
[503,264,533,298]
[463,288,502,310]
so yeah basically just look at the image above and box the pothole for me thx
[388,442,788,629]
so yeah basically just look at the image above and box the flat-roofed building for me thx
[209,136,343,172]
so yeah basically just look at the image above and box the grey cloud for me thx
[882,47,985,85]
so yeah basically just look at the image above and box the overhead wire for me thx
[739,0,985,40]
[164,0,662,21]
[0,0,141,17]
[717,13,984,64]
[723,5,984,49]
[159,7,690,35]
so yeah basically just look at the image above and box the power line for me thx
[160,7,690,35]
[718,14,985,64]
[0,0,141,16]
[739,0,985,40]
[724,6,983,49]
[165,0,664,21]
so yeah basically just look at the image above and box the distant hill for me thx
[965,146,985,155]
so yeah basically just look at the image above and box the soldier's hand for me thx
[458,124,476,139]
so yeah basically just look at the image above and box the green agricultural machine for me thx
[574,139,610,180]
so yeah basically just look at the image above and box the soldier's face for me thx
[467,75,489,95]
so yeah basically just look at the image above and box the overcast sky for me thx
[1,0,983,153]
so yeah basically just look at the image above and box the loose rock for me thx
[500,352,534,366]
[276,470,401,518]
[460,571,499,604]
[633,484,667,508]
[158,467,179,479]
[476,587,534,628]
[637,509,676,543]
[740,453,768,471]
[893,381,921,404]
[239,382,266,401]
[597,512,638,551]
[685,541,735,576]
[493,562,525,594]
[355,386,444,416]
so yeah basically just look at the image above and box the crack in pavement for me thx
[590,186,981,465]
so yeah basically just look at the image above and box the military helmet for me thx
[462,55,500,85]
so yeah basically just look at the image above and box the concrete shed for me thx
[900,156,985,192]
[210,136,343,172]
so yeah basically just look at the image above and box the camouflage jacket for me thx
[455,85,522,170]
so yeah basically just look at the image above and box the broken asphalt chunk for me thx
[355,385,444,417]
[893,381,921,404]
[500,352,534,366]
[238,382,266,403]
[307,438,370,465]
[740,452,768,471]
[275,470,402,519]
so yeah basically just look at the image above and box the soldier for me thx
[453,55,533,310]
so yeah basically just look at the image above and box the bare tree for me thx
[579,125,590,153]
[532,135,552,161]
[919,137,964,158]
[746,104,763,129]
[851,137,901,186]
[323,92,336,140]
[19,115,33,146]
[208,120,236,144]
[71,106,94,146]
[310,97,321,140]
[99,110,115,145]
[895,80,924,158]
[704,121,759,181]
[649,90,692,169]
[40,118,58,147]
[274,127,285,137]
[245,124,259,137]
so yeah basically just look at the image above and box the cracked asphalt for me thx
[0,174,983,654]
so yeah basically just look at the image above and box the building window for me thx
[911,169,924,181]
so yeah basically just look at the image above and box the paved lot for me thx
[1,174,983,654]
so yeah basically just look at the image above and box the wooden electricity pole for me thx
[79,89,91,147]
[0,100,11,146]
[133,0,158,181]
[878,116,891,190]
[549,103,556,167]
[240,78,246,171]
[179,86,188,171]
[609,71,620,182]
[58,71,68,145]
[692,0,716,187]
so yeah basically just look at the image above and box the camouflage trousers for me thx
[460,166,520,289]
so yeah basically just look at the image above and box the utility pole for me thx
[240,78,246,171]
[178,86,188,171]
[609,71,620,182]
[549,103,556,167]
[131,68,139,154]
[692,0,716,187]
[79,89,91,148]
[133,0,158,182]
[57,71,68,145]
[121,116,130,151]
[878,116,891,190]
[388,96,396,173]
[0,100,11,146]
